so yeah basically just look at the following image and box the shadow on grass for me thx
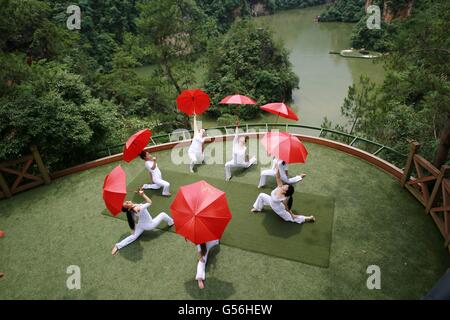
[229,164,258,179]
[116,230,163,262]
[261,209,304,239]
[184,277,235,299]
[184,245,234,299]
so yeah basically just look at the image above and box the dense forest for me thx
[0,0,449,171]
[322,0,450,168]
[0,0,309,170]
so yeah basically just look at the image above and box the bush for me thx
[217,114,240,126]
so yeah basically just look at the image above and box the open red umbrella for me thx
[123,129,152,163]
[220,95,256,105]
[176,89,211,116]
[261,131,308,164]
[170,181,232,244]
[103,166,127,216]
[260,103,299,121]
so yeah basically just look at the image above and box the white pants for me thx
[196,240,220,281]
[115,212,174,249]
[188,150,204,171]
[142,177,170,196]
[258,171,303,187]
[252,193,305,224]
[224,156,256,180]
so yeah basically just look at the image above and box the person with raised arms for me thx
[224,122,256,181]
[111,189,174,255]
[252,164,315,224]
[188,114,210,173]
[258,157,306,188]
[140,150,171,197]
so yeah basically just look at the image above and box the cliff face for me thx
[365,0,414,23]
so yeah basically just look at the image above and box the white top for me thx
[232,132,246,164]
[135,203,152,226]
[272,158,301,184]
[189,134,205,154]
[145,160,162,180]
[270,187,291,220]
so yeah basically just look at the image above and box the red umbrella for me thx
[176,89,211,116]
[260,103,299,121]
[103,166,127,216]
[170,180,232,244]
[123,129,152,163]
[220,95,256,105]
[261,131,308,164]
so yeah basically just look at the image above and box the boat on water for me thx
[329,48,383,59]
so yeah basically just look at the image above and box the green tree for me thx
[204,19,299,120]
[136,0,216,93]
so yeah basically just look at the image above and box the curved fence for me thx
[96,123,407,168]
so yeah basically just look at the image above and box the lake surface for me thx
[136,5,385,129]
[254,5,385,127]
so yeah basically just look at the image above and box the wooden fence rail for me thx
[0,145,51,199]
[401,141,450,248]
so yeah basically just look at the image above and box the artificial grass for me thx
[102,170,335,267]
[0,143,449,300]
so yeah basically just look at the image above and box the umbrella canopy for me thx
[170,180,232,244]
[176,89,211,116]
[261,131,308,164]
[260,103,299,121]
[123,129,152,163]
[219,95,256,105]
[103,166,127,216]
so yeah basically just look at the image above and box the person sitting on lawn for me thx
[111,189,174,256]
[252,164,315,224]
[140,150,171,197]
[188,114,211,173]
[224,121,256,181]
[258,157,306,188]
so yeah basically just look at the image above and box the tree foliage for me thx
[204,19,299,120]
[327,0,450,164]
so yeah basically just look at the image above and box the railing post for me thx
[401,141,420,188]
[425,165,450,214]
[0,172,12,198]
[30,145,51,185]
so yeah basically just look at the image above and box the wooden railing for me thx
[0,145,51,199]
[401,141,450,248]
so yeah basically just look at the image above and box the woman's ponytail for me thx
[123,207,135,230]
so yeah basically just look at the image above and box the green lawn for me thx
[0,142,448,299]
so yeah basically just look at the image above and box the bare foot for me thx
[251,208,259,213]
[111,246,119,256]
[163,193,172,197]
[198,279,205,289]
[310,216,316,223]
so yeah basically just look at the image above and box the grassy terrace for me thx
[0,141,448,299]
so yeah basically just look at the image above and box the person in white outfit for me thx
[111,189,174,255]
[195,240,220,289]
[140,151,171,197]
[188,114,210,173]
[258,158,306,188]
[252,165,315,224]
[224,123,256,181]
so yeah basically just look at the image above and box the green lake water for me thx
[254,5,385,127]
[136,5,385,128]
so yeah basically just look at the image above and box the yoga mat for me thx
[102,169,335,267]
